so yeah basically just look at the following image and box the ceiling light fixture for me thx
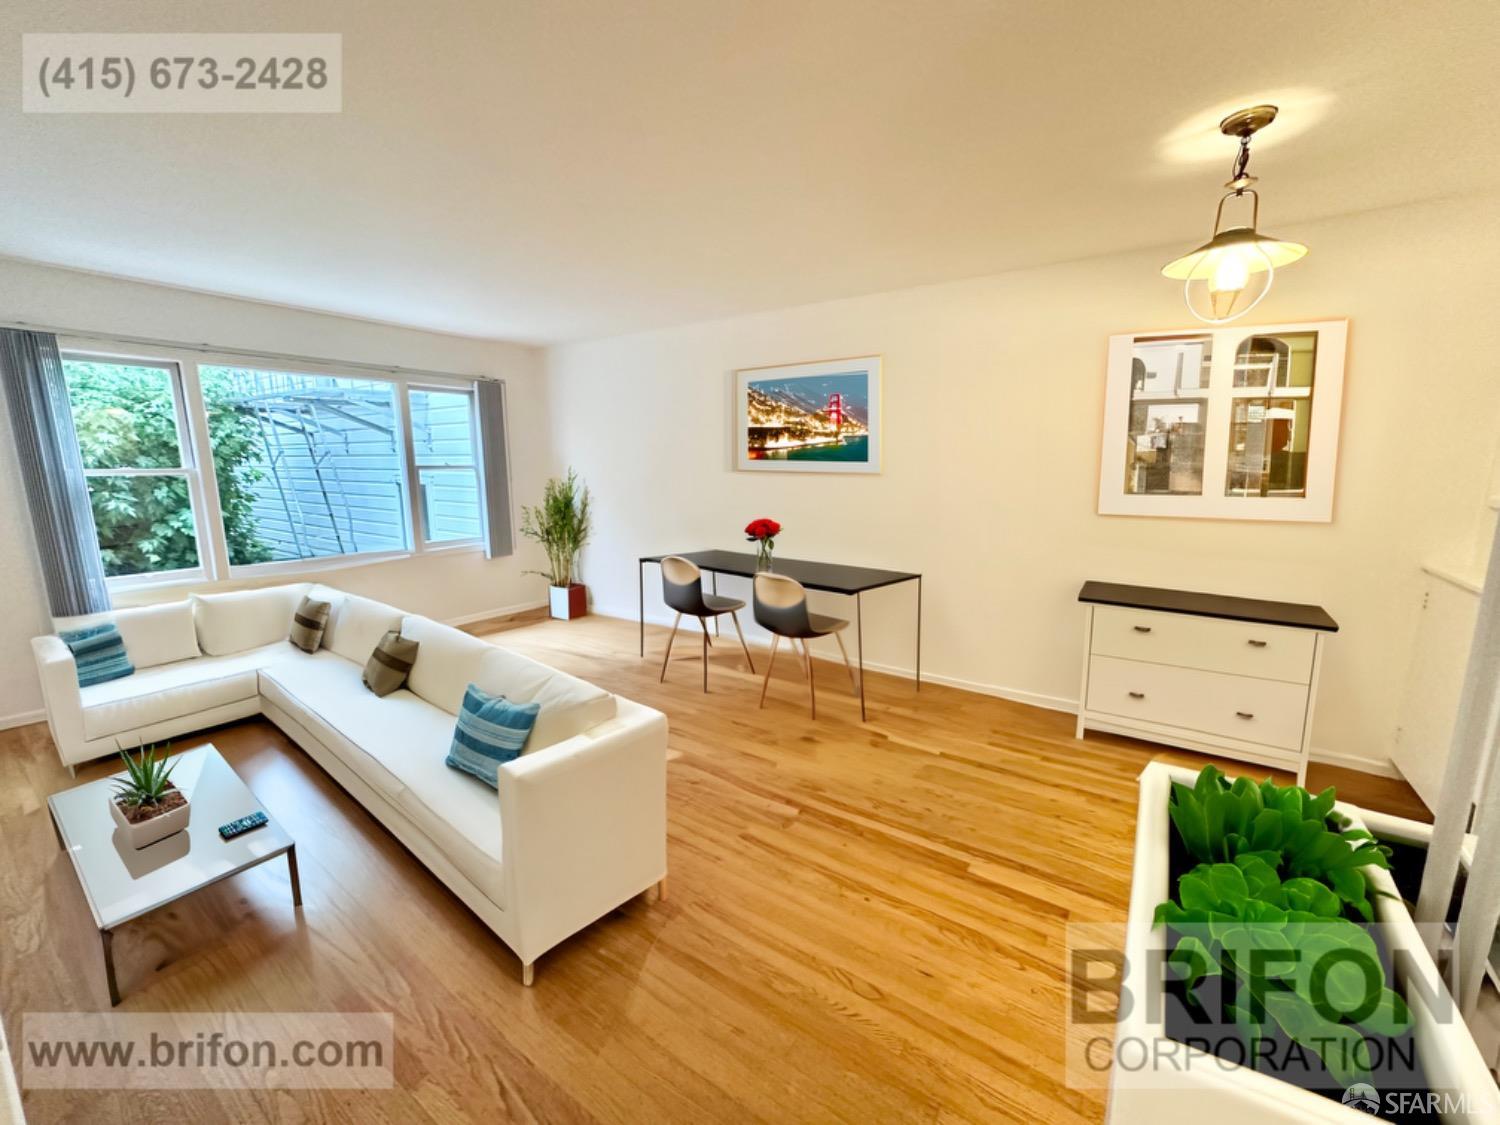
[1162,105,1307,324]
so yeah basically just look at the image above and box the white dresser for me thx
[1075,582,1337,784]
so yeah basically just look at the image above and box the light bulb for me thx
[1182,242,1275,323]
[1210,250,1251,295]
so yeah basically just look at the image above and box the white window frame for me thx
[59,345,215,590]
[57,337,491,590]
[403,382,484,551]
[1096,319,1348,523]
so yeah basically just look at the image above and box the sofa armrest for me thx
[497,698,668,963]
[32,635,87,766]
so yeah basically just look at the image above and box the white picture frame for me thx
[1097,319,1348,522]
[734,356,882,474]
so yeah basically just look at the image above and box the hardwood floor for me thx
[2,614,1427,1123]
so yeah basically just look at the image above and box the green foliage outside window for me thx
[64,361,274,575]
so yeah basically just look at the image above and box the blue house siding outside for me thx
[206,368,481,563]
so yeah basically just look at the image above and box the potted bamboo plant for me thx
[521,468,593,620]
[108,744,191,849]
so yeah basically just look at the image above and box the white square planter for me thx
[108,794,191,850]
[549,584,587,620]
[1108,761,1500,1123]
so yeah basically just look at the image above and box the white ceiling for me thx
[2,1,1497,343]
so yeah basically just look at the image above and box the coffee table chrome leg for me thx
[287,844,302,907]
[101,928,121,1007]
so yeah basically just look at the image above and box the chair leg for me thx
[802,639,816,719]
[659,613,682,682]
[701,619,709,692]
[700,616,713,646]
[760,635,780,707]
[730,611,755,674]
[834,630,859,695]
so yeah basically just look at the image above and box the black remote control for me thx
[219,810,269,840]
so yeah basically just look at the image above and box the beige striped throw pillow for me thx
[363,630,419,696]
[289,596,332,653]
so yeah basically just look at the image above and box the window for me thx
[200,366,408,564]
[61,357,205,579]
[408,387,482,544]
[57,340,504,587]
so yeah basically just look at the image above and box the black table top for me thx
[1078,580,1338,632]
[641,550,920,594]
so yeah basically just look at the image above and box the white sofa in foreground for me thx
[32,583,668,984]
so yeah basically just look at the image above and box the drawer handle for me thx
[1128,691,1146,699]
[1132,625,1152,634]
[1247,639,1268,648]
[1235,711,1255,720]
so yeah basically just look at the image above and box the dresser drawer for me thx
[1085,655,1311,751]
[1090,605,1316,685]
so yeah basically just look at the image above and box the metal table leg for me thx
[856,591,866,722]
[639,561,645,658]
[711,570,721,635]
[101,928,120,1007]
[916,575,922,692]
[288,844,302,907]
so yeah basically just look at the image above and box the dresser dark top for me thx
[1078,580,1338,632]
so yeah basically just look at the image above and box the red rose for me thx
[744,517,781,541]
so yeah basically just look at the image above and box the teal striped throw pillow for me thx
[446,683,541,789]
[59,623,134,687]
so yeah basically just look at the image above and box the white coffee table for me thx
[47,744,299,1005]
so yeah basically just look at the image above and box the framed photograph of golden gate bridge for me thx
[734,356,882,474]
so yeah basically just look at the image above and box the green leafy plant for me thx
[64,361,273,574]
[1156,855,1410,1088]
[520,468,592,587]
[1167,765,1392,920]
[111,744,180,810]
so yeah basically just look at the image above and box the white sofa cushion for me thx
[400,615,494,715]
[192,584,310,656]
[257,653,505,904]
[474,646,616,752]
[112,601,200,669]
[321,592,404,666]
[80,642,307,740]
[387,750,506,906]
[260,653,441,801]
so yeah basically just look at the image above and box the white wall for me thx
[0,259,551,724]
[546,193,1500,773]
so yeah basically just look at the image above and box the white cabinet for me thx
[1076,583,1336,785]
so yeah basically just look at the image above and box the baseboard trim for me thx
[446,600,549,627]
[0,709,45,732]
[624,606,1402,780]
[1306,747,1402,779]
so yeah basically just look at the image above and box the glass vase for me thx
[755,541,773,572]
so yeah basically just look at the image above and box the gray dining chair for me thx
[659,555,756,691]
[753,572,858,718]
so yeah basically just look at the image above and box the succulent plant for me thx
[112,744,179,809]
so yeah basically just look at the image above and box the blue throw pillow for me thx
[446,683,541,789]
[59,623,134,688]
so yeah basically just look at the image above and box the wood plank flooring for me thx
[1,614,1427,1123]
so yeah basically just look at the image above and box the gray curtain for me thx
[0,329,111,616]
[476,378,514,558]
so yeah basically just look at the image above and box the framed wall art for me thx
[1097,319,1348,521]
[734,356,882,474]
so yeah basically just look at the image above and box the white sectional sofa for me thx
[32,583,668,984]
